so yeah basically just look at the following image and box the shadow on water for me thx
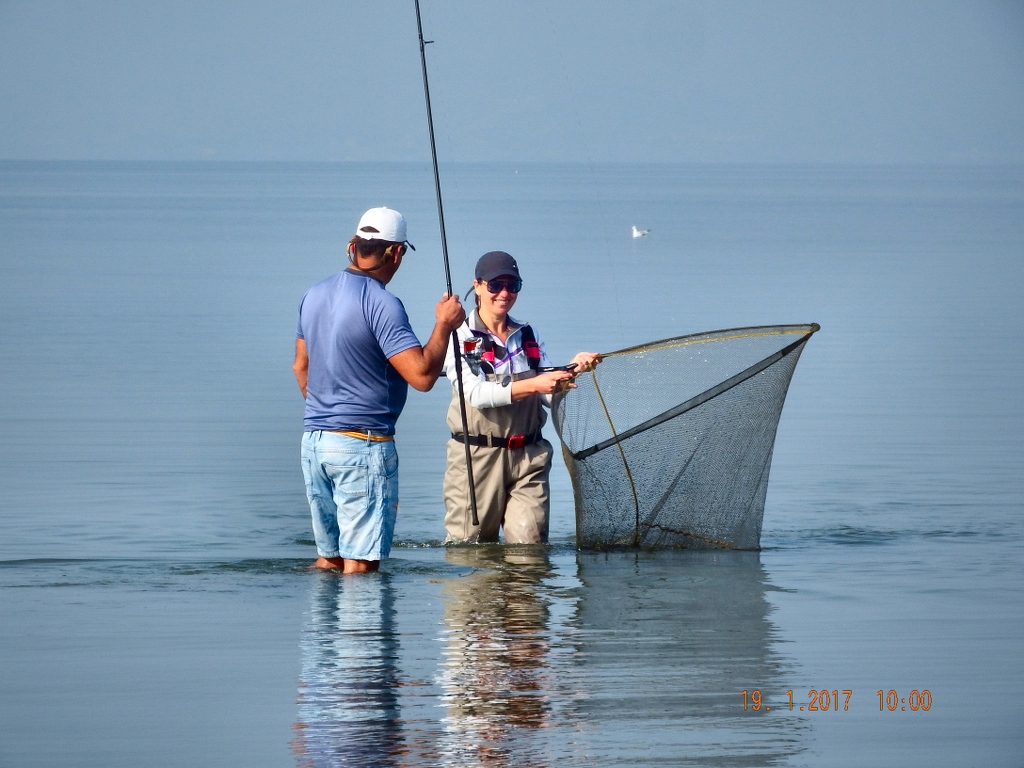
[292,571,404,767]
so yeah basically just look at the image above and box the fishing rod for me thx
[414,0,480,528]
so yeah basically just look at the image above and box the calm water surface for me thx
[1,162,1022,766]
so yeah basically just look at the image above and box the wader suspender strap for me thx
[520,325,541,371]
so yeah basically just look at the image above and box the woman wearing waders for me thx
[442,251,601,543]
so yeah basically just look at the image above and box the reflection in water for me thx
[292,572,403,767]
[289,550,802,767]
[573,550,806,766]
[437,546,578,767]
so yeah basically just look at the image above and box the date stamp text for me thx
[741,689,932,713]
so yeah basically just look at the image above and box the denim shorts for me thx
[300,431,399,561]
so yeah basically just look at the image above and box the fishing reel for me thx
[460,337,485,376]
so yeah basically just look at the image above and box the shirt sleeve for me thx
[370,292,421,359]
[443,327,514,409]
[296,294,306,340]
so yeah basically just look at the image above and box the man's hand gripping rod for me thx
[414,0,480,528]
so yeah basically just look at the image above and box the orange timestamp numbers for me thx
[878,689,932,711]
[742,689,852,712]
[742,689,934,712]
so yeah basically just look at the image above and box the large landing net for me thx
[553,324,818,550]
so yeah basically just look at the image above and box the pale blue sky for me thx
[1,0,1022,162]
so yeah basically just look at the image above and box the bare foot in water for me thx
[342,559,379,574]
[312,557,344,570]
[312,557,379,573]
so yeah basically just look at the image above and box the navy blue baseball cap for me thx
[475,251,521,282]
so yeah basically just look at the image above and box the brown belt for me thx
[327,430,394,442]
[450,431,543,450]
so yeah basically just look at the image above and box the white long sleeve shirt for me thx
[442,310,555,409]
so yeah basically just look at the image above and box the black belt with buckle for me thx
[450,431,543,450]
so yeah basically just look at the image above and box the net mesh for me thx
[553,324,818,550]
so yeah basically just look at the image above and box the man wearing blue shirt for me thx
[294,207,465,573]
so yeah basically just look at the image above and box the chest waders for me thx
[444,324,552,543]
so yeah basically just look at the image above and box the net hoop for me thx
[604,323,819,359]
[554,323,819,550]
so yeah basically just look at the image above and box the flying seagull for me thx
[632,225,649,238]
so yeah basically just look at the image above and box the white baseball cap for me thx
[354,207,415,250]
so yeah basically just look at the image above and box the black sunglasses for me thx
[485,278,522,294]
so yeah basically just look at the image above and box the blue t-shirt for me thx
[296,269,421,435]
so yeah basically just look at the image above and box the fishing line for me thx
[414,0,479,527]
